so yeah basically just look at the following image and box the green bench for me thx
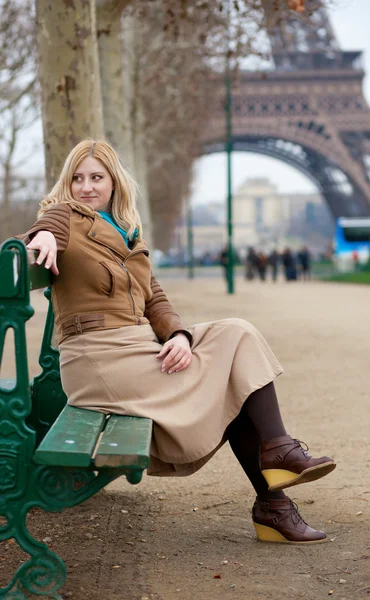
[0,239,153,599]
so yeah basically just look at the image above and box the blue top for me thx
[98,211,138,248]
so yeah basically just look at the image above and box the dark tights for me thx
[226,382,287,501]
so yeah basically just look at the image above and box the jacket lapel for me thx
[87,214,148,260]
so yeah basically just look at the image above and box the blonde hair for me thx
[38,138,142,240]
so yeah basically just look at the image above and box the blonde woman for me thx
[16,139,335,545]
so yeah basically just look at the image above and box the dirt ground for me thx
[1,275,370,600]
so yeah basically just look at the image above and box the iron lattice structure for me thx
[202,0,370,217]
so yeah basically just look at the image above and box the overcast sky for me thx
[191,0,370,205]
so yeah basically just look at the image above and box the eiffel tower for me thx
[203,0,370,217]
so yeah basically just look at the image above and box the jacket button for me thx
[91,232,96,237]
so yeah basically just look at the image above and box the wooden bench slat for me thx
[94,415,152,468]
[34,405,106,467]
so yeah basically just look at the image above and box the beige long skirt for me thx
[59,318,283,477]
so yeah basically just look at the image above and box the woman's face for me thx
[71,156,114,212]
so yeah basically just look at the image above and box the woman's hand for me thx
[26,230,59,275]
[156,332,192,374]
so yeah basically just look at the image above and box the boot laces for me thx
[289,501,307,526]
[283,439,310,461]
[273,500,307,526]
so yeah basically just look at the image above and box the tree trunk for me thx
[96,1,153,247]
[36,0,104,189]
[96,1,133,165]
[121,11,153,248]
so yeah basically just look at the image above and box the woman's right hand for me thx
[26,230,59,275]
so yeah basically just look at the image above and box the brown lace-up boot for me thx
[260,435,336,491]
[252,497,327,544]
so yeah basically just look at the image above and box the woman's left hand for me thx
[156,332,192,374]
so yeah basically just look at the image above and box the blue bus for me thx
[334,217,370,269]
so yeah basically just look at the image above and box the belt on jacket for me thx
[61,313,105,336]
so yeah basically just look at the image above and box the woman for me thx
[17,139,335,544]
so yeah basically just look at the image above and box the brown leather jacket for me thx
[17,203,190,345]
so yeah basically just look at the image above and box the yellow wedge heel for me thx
[262,468,298,490]
[253,522,328,545]
[253,522,289,543]
[262,461,336,491]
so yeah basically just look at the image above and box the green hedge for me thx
[327,272,370,284]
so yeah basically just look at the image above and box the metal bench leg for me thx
[0,504,66,599]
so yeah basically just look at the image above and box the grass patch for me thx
[325,271,370,284]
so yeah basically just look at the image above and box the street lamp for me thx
[186,198,194,279]
[225,0,234,294]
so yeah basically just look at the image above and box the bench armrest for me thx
[0,239,51,298]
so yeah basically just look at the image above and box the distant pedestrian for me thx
[256,251,268,281]
[352,250,359,272]
[297,247,311,280]
[281,248,297,281]
[220,245,229,281]
[202,252,213,267]
[245,247,257,281]
[268,249,280,282]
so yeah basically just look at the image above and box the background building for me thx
[173,177,335,262]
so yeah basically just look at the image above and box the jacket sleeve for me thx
[144,273,193,345]
[14,204,71,255]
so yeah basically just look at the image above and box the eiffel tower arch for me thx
[201,1,370,218]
